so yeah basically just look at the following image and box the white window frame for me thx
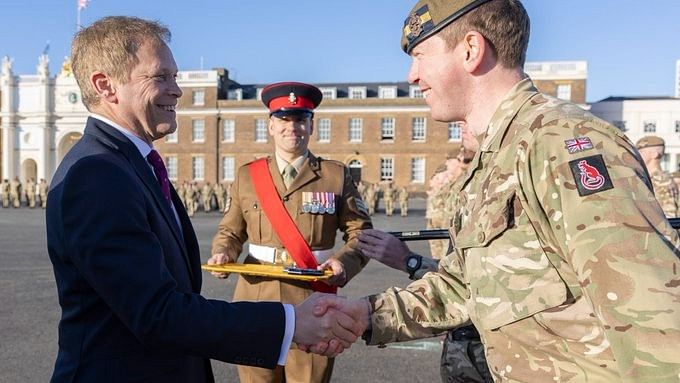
[411,157,425,183]
[222,119,235,143]
[380,157,394,181]
[349,118,363,142]
[317,118,331,143]
[409,85,423,98]
[381,117,395,141]
[348,86,367,99]
[412,117,427,141]
[448,122,462,142]
[192,119,205,143]
[222,156,235,181]
[165,130,178,143]
[644,120,657,133]
[166,155,178,181]
[378,86,397,99]
[192,89,205,106]
[556,84,572,101]
[192,156,205,181]
[320,87,337,100]
[255,118,268,143]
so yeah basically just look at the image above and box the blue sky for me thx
[1,0,679,102]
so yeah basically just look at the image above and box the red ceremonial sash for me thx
[248,159,337,294]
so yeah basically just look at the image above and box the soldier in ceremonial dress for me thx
[208,82,372,383]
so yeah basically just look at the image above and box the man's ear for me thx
[461,31,487,73]
[91,71,117,103]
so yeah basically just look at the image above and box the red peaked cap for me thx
[261,82,323,117]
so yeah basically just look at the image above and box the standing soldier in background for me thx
[398,186,409,217]
[1,179,9,208]
[383,181,396,216]
[636,136,680,217]
[425,164,452,259]
[673,171,680,192]
[10,176,22,208]
[38,178,49,209]
[201,181,214,213]
[26,177,37,208]
[208,82,372,383]
[184,181,196,217]
[365,183,377,216]
[176,180,186,209]
[223,182,232,213]
[214,181,226,213]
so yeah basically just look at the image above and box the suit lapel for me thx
[87,118,195,283]
[284,153,321,197]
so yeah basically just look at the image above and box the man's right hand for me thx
[293,293,366,357]
[206,252,230,279]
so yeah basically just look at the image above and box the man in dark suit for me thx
[46,16,359,383]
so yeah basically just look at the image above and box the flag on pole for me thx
[78,0,90,10]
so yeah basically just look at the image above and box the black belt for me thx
[449,325,481,341]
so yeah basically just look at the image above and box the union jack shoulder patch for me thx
[564,137,594,154]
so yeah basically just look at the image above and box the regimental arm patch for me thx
[568,154,614,196]
[564,136,594,154]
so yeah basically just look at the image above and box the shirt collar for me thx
[90,113,154,158]
[479,77,539,153]
[275,151,308,174]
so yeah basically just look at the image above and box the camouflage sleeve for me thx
[520,118,680,380]
[210,167,247,260]
[365,254,470,346]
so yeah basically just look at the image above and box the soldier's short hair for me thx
[439,0,530,68]
[71,16,171,109]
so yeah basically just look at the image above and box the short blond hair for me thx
[71,16,171,109]
[439,0,530,68]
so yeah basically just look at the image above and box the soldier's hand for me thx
[357,229,411,272]
[207,252,231,279]
[318,259,347,286]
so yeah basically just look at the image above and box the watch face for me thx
[407,257,418,269]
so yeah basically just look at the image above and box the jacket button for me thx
[477,232,485,242]
[283,196,289,202]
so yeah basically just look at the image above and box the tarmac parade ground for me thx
[0,199,443,382]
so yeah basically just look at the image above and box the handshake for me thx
[292,293,372,357]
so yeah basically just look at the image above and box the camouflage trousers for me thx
[440,326,493,383]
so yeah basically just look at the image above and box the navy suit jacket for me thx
[46,118,286,382]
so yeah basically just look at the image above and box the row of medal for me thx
[301,192,336,214]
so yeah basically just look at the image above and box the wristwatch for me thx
[405,252,423,280]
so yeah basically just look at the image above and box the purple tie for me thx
[147,149,172,205]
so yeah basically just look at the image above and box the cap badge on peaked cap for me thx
[288,92,297,105]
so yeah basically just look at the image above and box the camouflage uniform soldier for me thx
[184,181,196,217]
[214,182,226,213]
[383,182,396,216]
[398,186,409,217]
[38,178,49,209]
[201,181,214,213]
[223,182,232,213]
[365,183,377,216]
[636,136,680,217]
[0,179,9,208]
[26,178,37,208]
[318,1,680,381]
[10,176,22,208]
[426,165,452,259]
